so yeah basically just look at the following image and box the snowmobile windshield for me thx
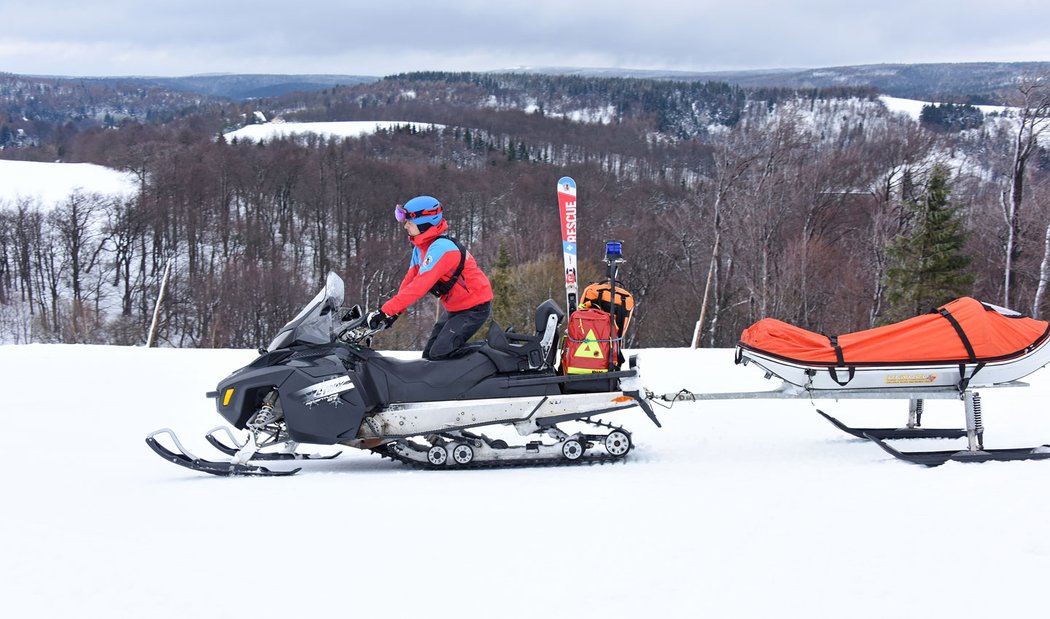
[266,272,345,352]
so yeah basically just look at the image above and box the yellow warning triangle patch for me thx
[577,329,605,359]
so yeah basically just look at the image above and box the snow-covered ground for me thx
[879,94,1010,121]
[223,120,446,143]
[2,343,1049,618]
[0,159,138,209]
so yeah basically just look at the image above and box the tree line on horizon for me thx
[0,71,1048,349]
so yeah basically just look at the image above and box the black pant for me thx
[423,302,492,360]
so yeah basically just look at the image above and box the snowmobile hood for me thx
[738,297,1050,366]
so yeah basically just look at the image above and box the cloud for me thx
[3,0,1049,76]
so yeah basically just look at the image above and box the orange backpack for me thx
[580,282,634,337]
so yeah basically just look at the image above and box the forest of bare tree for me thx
[1,71,1048,349]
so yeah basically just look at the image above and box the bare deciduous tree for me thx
[1002,73,1050,309]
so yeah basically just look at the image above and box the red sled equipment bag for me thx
[561,307,622,392]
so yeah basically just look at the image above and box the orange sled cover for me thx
[738,298,1050,366]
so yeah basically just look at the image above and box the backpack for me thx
[562,308,621,375]
[579,281,635,337]
[561,281,635,376]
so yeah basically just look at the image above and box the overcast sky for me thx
[2,0,1049,77]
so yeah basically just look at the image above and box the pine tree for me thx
[882,165,975,323]
[489,241,519,330]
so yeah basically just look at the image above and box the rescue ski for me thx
[558,176,579,313]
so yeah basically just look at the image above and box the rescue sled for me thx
[660,298,1050,466]
[736,297,1050,392]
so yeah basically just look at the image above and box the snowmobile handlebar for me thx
[336,321,383,344]
[335,307,392,344]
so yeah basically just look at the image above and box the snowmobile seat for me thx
[486,299,565,371]
[365,351,500,403]
[479,334,529,373]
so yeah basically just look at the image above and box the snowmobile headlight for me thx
[223,388,235,406]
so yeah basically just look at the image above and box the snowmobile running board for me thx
[655,381,1050,466]
[205,426,342,461]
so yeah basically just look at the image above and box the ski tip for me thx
[557,176,576,191]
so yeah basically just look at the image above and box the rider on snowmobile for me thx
[367,196,493,360]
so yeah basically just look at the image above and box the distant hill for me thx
[0,72,381,149]
[103,73,379,100]
[506,62,1050,104]
[4,62,1048,156]
[12,62,1050,104]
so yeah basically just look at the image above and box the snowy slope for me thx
[2,343,1049,618]
[0,159,137,208]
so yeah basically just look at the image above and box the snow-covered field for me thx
[223,120,445,143]
[0,159,137,208]
[879,94,1011,121]
[2,343,1049,618]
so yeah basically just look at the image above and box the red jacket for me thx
[381,220,493,316]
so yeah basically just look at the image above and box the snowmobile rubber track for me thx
[370,418,633,471]
[817,410,966,440]
[371,446,628,471]
[863,433,1050,466]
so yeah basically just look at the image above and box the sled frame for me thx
[656,381,1050,465]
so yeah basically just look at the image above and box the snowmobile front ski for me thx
[816,410,966,440]
[146,429,300,477]
[558,176,579,314]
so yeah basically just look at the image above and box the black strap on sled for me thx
[957,362,986,391]
[937,308,977,362]
[827,365,855,386]
[826,335,855,386]
[937,307,984,391]
[429,236,467,298]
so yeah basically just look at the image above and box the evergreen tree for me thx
[882,165,974,322]
[919,102,984,132]
[489,241,519,330]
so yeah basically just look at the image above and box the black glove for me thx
[367,310,397,331]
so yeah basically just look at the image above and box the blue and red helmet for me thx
[395,196,443,228]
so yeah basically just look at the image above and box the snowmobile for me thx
[147,272,660,476]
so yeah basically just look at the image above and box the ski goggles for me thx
[394,202,442,223]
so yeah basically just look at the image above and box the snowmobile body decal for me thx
[294,375,355,406]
